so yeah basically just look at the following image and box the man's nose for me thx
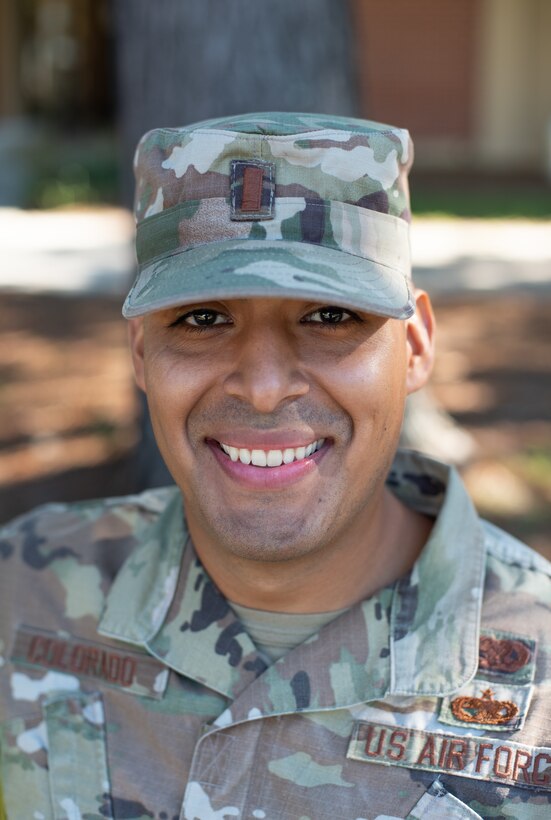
[222,328,309,413]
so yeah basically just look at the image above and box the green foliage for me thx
[26,132,119,208]
[411,177,551,219]
[513,447,551,488]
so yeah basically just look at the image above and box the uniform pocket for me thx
[406,778,482,819]
[44,691,114,819]
[0,711,53,818]
[0,691,113,819]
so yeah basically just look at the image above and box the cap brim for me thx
[122,240,414,320]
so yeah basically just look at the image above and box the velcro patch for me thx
[478,629,536,685]
[348,721,551,790]
[12,625,169,700]
[439,679,532,732]
[230,159,275,220]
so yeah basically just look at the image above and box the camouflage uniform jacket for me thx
[1,450,551,819]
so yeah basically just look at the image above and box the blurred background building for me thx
[2,0,551,207]
[357,0,551,174]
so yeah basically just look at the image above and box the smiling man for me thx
[130,294,434,613]
[1,113,551,819]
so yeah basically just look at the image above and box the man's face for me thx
[129,296,433,564]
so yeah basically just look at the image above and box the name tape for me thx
[348,721,551,791]
[12,625,169,700]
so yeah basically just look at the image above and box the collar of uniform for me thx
[98,487,269,698]
[98,487,186,645]
[222,453,486,722]
[98,451,485,705]
[387,451,486,697]
[143,540,270,698]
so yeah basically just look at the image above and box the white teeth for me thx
[267,450,283,467]
[219,438,326,467]
[283,448,295,464]
[238,448,251,464]
[251,449,267,467]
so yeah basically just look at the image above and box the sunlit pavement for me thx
[411,218,551,296]
[0,207,550,297]
[0,207,135,295]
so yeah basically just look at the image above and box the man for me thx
[1,112,550,819]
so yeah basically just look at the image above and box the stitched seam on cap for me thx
[139,195,408,230]
[137,238,409,276]
[148,128,405,141]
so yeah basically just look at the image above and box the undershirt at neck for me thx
[230,601,349,662]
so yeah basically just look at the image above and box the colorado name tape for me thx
[12,625,169,700]
[348,721,551,790]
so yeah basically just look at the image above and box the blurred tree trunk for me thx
[115,0,358,203]
[114,0,359,488]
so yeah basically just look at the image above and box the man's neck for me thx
[188,488,433,614]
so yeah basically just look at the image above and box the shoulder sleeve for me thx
[0,489,174,664]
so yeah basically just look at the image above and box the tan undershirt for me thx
[230,601,349,662]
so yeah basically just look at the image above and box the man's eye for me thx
[172,309,230,328]
[303,306,355,325]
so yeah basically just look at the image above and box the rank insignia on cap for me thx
[230,159,275,221]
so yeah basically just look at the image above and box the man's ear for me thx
[128,317,146,392]
[405,289,436,395]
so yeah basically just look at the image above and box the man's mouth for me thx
[217,438,326,467]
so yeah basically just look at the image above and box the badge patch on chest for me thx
[438,679,532,732]
[11,625,169,700]
[347,721,551,790]
[477,630,536,685]
[451,687,518,725]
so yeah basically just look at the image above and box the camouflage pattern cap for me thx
[123,111,415,319]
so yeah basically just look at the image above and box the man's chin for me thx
[190,502,334,564]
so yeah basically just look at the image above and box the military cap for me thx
[123,111,415,319]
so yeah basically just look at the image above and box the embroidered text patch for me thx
[12,625,169,700]
[348,721,551,790]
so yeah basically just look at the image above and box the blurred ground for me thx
[0,208,550,559]
[0,292,137,517]
[432,293,551,558]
